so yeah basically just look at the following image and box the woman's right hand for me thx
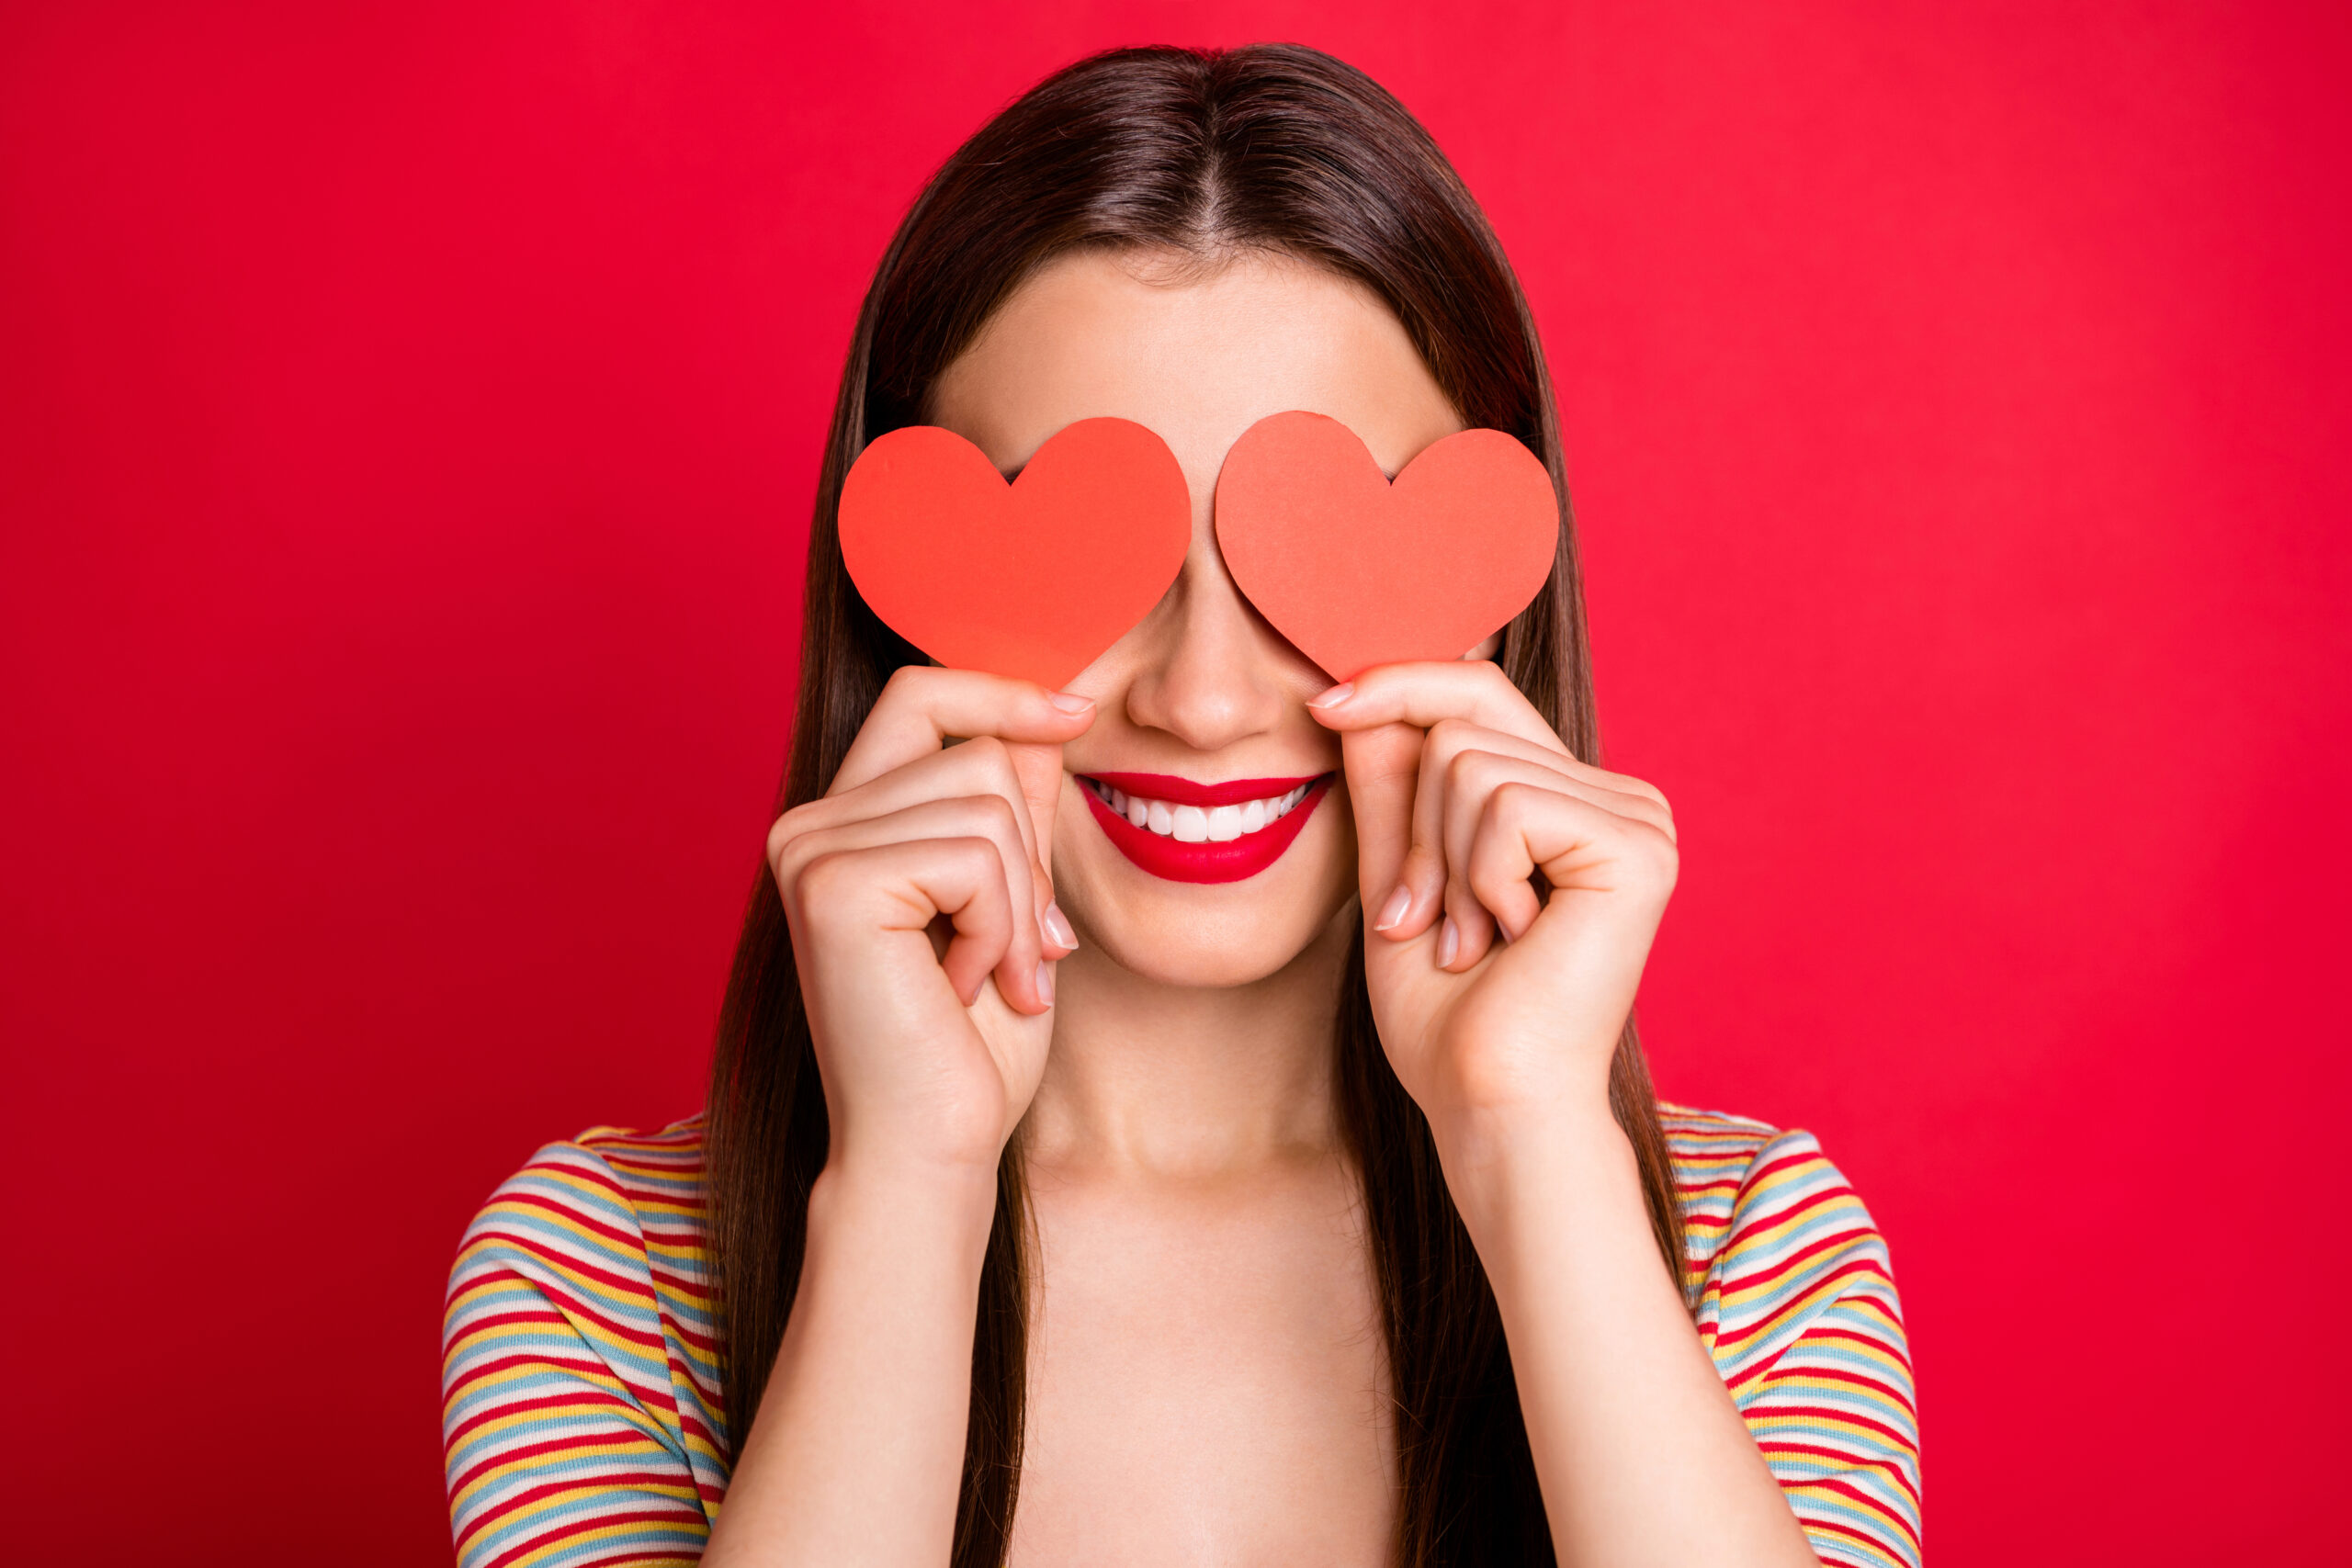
[767,667,1094,1180]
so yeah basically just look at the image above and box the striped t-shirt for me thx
[442,1105,1920,1567]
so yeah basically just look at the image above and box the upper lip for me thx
[1082,771,1327,807]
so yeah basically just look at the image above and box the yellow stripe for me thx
[472,1485,709,1565]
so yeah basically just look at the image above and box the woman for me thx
[443,44,1919,1568]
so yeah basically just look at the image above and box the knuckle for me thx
[1487,777,1544,823]
[989,804,1035,870]
[1632,823,1679,880]
[1447,746,1506,793]
[1426,717,1476,755]
[966,791,1023,836]
[879,663,933,700]
[1603,766,1668,810]
[767,804,824,869]
[959,733,1011,772]
[944,833,1004,880]
[794,847,862,905]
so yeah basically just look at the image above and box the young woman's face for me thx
[931,248,1464,987]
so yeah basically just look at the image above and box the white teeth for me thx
[1091,779,1319,843]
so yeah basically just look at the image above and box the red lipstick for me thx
[1079,772,1333,885]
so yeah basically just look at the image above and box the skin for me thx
[703,250,1820,1568]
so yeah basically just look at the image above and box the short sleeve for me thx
[441,1138,724,1567]
[1693,1127,1922,1568]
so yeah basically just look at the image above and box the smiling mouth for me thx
[1082,776,1316,840]
[1078,771,1334,885]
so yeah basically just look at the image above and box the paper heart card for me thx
[836,411,1558,687]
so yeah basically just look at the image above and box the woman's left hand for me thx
[1308,660,1678,1149]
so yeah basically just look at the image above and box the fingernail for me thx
[1437,917,1459,968]
[1042,902,1077,950]
[1307,682,1354,710]
[1048,692,1094,715]
[1035,961,1054,1006]
[1373,884,1411,931]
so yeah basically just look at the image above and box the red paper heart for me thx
[838,418,1192,689]
[1213,412,1560,682]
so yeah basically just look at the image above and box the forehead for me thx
[928,248,1463,499]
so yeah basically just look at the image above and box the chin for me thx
[1052,788,1359,988]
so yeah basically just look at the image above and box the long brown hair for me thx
[706,43,1685,1566]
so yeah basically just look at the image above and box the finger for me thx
[1375,723,1672,944]
[1397,724,1563,941]
[1440,754,1573,959]
[1422,727,1677,874]
[1442,750,1679,957]
[1002,740,1071,887]
[1337,720,1425,913]
[799,737,1045,877]
[905,838,1034,1010]
[1309,661,1678,831]
[1315,664,1559,931]
[1307,660,1566,756]
[775,794,1041,946]
[832,667,1094,795]
[797,735,1079,952]
[1464,780,1676,942]
[779,808,1049,1011]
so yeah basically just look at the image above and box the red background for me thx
[6,3,2346,1562]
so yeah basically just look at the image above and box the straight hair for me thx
[706,43,1686,1566]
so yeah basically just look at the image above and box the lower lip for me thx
[1080,777,1333,885]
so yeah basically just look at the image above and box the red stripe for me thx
[1674,1176,1746,1200]
[446,1349,637,1395]
[1714,1258,1887,1350]
[457,1241,664,1325]
[560,1551,708,1568]
[484,1190,665,1262]
[442,1305,573,1356]
[1720,1280,1889,1375]
[444,1381,646,1449]
[521,1152,637,1203]
[1749,1358,1919,1418]
[1748,1400,1917,1450]
[1804,1322,1917,1371]
[1788,1517,1907,1568]
[478,1507,709,1568]
[455,1253,673,1353]
[461,1481,706,1559]
[1721,1174,1858,1245]
[1799,1473,1923,1552]
[449,1426,681,1495]
[1735,1144,1832,1188]
[1766,1443,1924,1510]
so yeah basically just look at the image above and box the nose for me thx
[1121,528,1291,755]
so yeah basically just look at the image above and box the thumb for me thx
[1339,721,1423,907]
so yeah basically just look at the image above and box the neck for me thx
[1023,901,1358,1181]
